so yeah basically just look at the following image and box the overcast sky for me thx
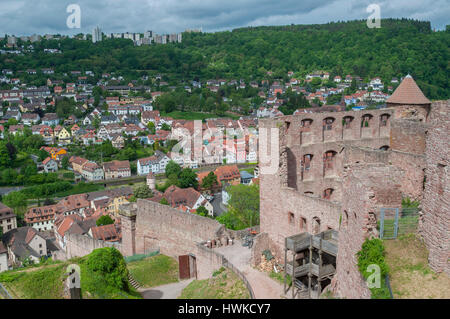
[0,0,448,36]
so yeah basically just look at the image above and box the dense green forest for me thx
[1,19,448,99]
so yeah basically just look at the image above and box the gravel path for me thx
[139,279,194,299]
[215,241,286,299]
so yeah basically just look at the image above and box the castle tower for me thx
[119,203,137,257]
[386,74,431,121]
[146,172,156,190]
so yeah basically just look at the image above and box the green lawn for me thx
[179,267,250,299]
[55,183,104,197]
[384,234,450,299]
[127,255,179,288]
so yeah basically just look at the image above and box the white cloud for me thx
[0,0,447,36]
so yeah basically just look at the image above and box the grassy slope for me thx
[384,234,450,299]
[179,268,250,299]
[0,257,141,299]
[127,255,179,288]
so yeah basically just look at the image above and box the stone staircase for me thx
[128,273,141,290]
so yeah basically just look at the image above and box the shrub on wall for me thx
[356,238,391,299]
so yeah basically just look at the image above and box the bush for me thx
[84,247,129,293]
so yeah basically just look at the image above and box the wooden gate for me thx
[179,254,197,280]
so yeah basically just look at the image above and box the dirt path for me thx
[139,279,194,299]
[215,241,286,299]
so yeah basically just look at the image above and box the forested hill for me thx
[1,18,449,99]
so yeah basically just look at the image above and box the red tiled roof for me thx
[386,75,431,105]
[90,224,120,242]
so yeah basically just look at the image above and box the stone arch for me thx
[302,154,313,171]
[301,118,313,130]
[312,217,321,235]
[343,116,354,129]
[323,188,334,200]
[323,150,337,170]
[380,113,390,127]
[323,117,335,131]
[361,114,373,127]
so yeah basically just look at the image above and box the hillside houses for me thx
[103,160,131,179]
[150,185,214,216]
[137,150,171,175]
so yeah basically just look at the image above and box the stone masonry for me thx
[420,100,450,275]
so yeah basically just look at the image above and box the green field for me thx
[179,267,250,299]
[127,255,179,288]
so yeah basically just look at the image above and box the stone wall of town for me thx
[420,100,450,275]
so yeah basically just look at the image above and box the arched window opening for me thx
[380,114,390,127]
[323,117,335,131]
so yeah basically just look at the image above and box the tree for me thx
[217,184,260,230]
[134,184,153,199]
[201,171,218,190]
[0,142,10,168]
[178,168,198,189]
[165,160,181,178]
[61,156,69,170]
[2,192,28,216]
[96,215,114,226]
[161,123,171,131]
[147,121,156,134]
[196,205,209,217]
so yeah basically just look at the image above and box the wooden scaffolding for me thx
[284,229,338,299]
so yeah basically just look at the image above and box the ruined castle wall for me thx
[134,199,224,258]
[343,145,426,201]
[390,119,427,155]
[333,164,403,299]
[258,109,396,259]
[260,109,393,202]
[420,100,450,275]
[260,172,341,259]
[65,233,123,260]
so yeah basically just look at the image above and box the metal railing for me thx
[0,283,13,299]
[197,242,255,299]
[222,256,255,299]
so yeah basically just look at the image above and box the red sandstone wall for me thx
[333,164,403,299]
[390,119,427,155]
[134,199,224,258]
[64,233,123,259]
[343,145,426,201]
[420,100,450,275]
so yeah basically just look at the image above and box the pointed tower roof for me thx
[386,75,431,105]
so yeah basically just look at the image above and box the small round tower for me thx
[146,172,156,190]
